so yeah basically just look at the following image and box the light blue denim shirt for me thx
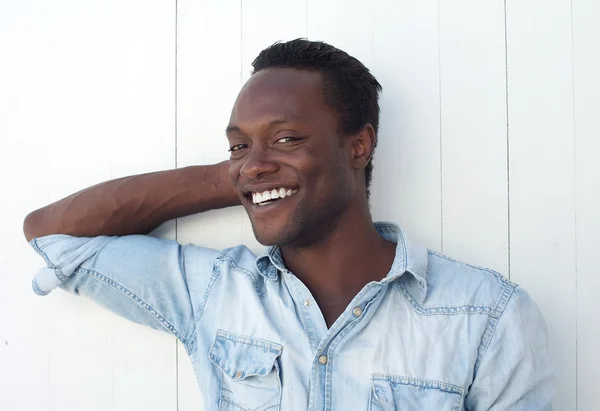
[30,222,554,410]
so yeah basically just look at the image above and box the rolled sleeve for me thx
[465,286,556,410]
[30,234,219,350]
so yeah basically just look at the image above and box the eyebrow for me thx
[225,116,305,136]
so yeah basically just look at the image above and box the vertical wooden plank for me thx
[572,0,600,409]
[0,5,55,406]
[0,1,177,410]
[176,0,243,250]
[506,1,576,409]
[239,0,307,251]
[241,0,307,84]
[306,0,373,68]
[372,0,441,251]
[438,0,509,274]
[175,1,242,409]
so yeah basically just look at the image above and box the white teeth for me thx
[251,187,298,204]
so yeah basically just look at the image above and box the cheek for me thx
[308,161,351,202]
[322,148,353,185]
[228,161,241,185]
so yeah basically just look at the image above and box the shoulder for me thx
[405,250,517,316]
[181,242,260,273]
[180,243,264,289]
[215,244,260,268]
[212,245,272,298]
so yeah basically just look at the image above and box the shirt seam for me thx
[217,254,267,299]
[32,277,49,295]
[428,250,512,285]
[473,282,517,375]
[213,329,283,352]
[177,244,200,346]
[371,374,464,395]
[396,282,500,316]
[283,273,321,351]
[31,238,60,270]
[67,266,195,350]
[32,237,198,351]
[194,261,221,323]
[324,285,383,409]
[374,221,403,234]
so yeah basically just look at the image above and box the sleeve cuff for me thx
[32,266,69,296]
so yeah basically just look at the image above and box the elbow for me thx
[23,210,43,243]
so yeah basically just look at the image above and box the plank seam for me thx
[503,0,511,282]
[175,1,180,409]
[437,0,444,254]
[569,0,578,408]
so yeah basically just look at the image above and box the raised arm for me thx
[23,161,239,241]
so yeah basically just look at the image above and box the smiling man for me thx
[24,39,554,410]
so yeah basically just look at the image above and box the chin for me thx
[251,223,298,247]
[253,229,287,246]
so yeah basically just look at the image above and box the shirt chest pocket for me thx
[209,330,283,411]
[369,374,464,411]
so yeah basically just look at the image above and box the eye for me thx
[228,143,249,152]
[275,136,301,144]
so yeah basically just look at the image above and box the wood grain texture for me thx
[239,0,307,252]
[2,0,593,409]
[572,0,600,409]
[372,0,442,251]
[175,0,243,252]
[506,0,577,409]
[307,0,374,68]
[438,0,509,274]
[175,1,243,409]
[0,1,177,410]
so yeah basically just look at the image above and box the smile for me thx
[251,188,298,206]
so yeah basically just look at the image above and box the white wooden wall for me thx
[1,1,598,410]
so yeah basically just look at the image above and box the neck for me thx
[280,200,396,326]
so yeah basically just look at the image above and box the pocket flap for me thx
[371,374,463,409]
[209,330,283,381]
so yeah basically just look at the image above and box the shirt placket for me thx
[282,270,328,352]
[284,270,386,411]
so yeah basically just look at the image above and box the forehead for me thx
[229,68,334,130]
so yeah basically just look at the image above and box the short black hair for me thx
[251,38,382,198]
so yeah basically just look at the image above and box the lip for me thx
[242,188,300,214]
[242,183,299,196]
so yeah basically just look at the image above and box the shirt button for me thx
[352,306,363,317]
[234,371,243,378]
[304,299,312,308]
[318,355,328,365]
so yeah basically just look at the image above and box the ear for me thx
[350,123,376,170]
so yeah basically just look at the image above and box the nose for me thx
[239,145,280,180]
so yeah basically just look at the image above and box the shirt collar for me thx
[255,222,429,302]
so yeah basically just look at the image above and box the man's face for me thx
[227,68,358,246]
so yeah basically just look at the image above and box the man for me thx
[24,39,554,410]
